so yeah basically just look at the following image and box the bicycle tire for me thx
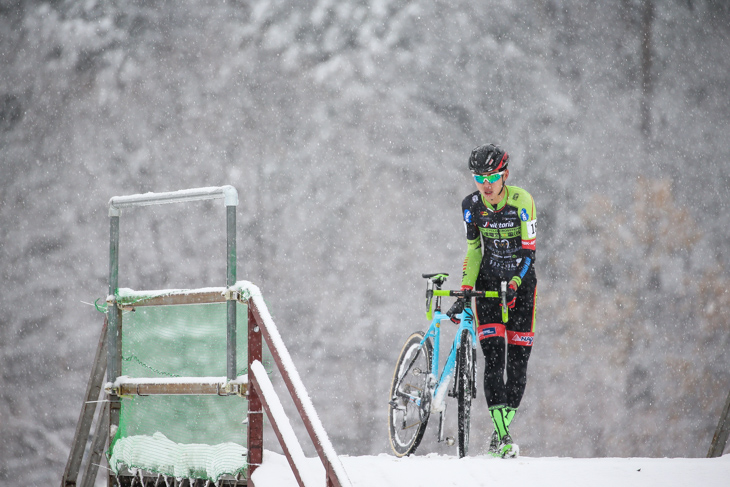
[456,329,474,458]
[388,331,433,457]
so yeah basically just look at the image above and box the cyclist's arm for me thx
[511,191,537,288]
[460,197,482,289]
[462,238,482,289]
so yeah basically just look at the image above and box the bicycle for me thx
[388,273,509,458]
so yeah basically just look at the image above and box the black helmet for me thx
[468,144,509,174]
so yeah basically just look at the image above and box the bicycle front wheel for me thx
[456,329,475,458]
[388,331,433,457]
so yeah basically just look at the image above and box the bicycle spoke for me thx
[402,382,424,392]
[401,420,424,430]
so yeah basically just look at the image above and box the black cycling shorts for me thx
[474,274,536,346]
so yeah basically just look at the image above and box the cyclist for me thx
[449,143,537,458]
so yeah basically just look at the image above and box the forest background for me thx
[1,0,729,484]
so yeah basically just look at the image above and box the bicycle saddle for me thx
[422,273,449,286]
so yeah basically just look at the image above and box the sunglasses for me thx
[473,171,504,184]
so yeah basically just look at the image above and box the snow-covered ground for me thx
[246,285,730,486]
[252,450,730,487]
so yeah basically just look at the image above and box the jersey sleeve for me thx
[511,191,537,287]
[461,195,482,289]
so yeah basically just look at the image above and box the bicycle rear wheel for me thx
[388,331,433,457]
[456,329,475,458]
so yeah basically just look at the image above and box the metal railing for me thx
[243,282,352,487]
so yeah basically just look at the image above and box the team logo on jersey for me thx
[493,221,515,228]
[495,239,510,249]
[464,209,472,223]
[520,209,529,221]
[472,195,479,203]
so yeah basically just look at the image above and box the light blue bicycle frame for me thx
[424,284,504,417]
[388,277,507,455]
[422,306,477,416]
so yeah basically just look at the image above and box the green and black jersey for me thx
[461,186,537,289]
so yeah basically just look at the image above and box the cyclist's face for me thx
[475,169,508,205]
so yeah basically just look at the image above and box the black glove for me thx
[506,281,518,309]
[446,298,468,324]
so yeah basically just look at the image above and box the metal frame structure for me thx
[63,185,350,487]
[62,186,245,487]
[106,186,240,383]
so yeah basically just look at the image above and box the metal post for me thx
[107,214,122,487]
[107,215,120,383]
[227,205,237,382]
[247,305,264,479]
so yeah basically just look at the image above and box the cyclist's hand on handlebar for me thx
[447,285,472,323]
[506,281,518,309]
[446,297,468,324]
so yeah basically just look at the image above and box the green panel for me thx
[120,302,248,378]
[108,299,270,481]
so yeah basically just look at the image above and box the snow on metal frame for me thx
[110,287,229,308]
[115,287,228,299]
[108,185,239,216]
[234,281,353,487]
[105,375,248,396]
[110,375,248,388]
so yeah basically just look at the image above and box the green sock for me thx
[489,405,509,440]
[504,406,517,429]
